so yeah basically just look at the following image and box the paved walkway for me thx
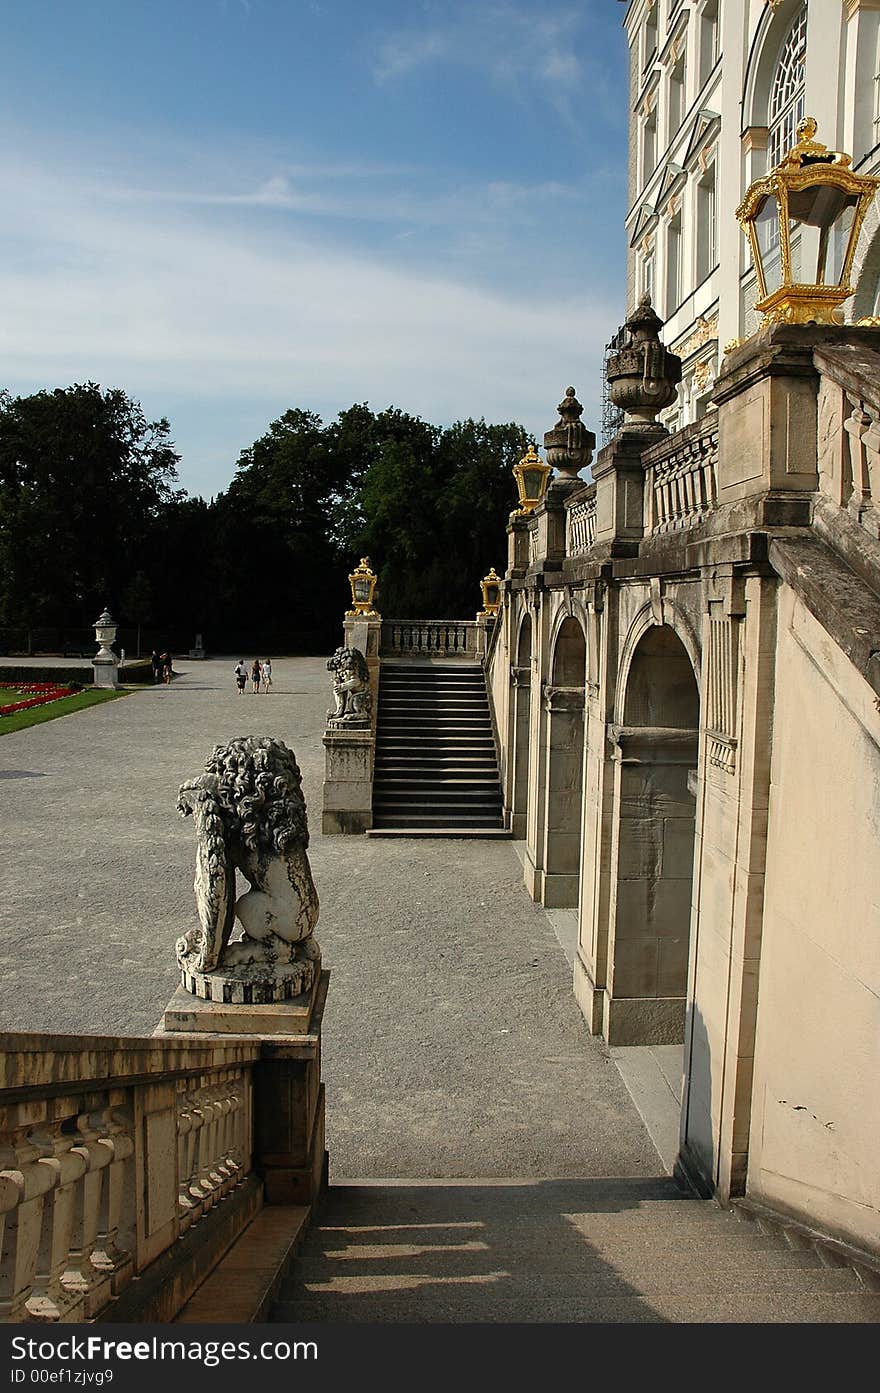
[0,658,658,1179]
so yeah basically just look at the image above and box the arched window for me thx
[768,5,807,169]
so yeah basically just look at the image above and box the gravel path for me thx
[0,658,659,1179]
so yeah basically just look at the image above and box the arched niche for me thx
[742,0,807,144]
[609,622,700,1044]
[542,616,587,908]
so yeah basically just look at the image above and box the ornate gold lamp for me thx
[346,557,379,617]
[736,117,880,327]
[512,443,551,516]
[478,567,502,616]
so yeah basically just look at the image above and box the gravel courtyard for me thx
[0,657,659,1179]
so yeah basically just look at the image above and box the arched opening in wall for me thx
[609,623,699,1045]
[542,617,587,909]
[508,614,532,838]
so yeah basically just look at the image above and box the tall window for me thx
[768,5,807,168]
[641,247,655,303]
[699,1,720,90]
[644,4,658,70]
[642,107,657,184]
[668,52,686,144]
[696,165,717,283]
[666,213,682,314]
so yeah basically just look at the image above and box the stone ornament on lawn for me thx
[326,646,372,728]
[176,736,321,1003]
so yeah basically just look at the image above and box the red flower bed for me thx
[0,681,76,716]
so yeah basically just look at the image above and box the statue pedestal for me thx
[157,970,329,1205]
[322,726,374,834]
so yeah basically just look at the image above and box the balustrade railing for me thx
[381,620,477,657]
[0,1033,260,1322]
[643,411,718,534]
[815,344,880,541]
[566,485,597,556]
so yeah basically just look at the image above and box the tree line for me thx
[0,383,529,654]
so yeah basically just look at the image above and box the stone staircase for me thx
[370,662,506,836]
[271,1179,880,1323]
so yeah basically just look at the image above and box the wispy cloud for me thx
[374,1,592,124]
[0,145,612,495]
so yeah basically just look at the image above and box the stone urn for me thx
[543,387,595,482]
[606,294,682,433]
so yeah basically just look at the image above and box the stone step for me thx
[273,1291,880,1323]
[366,827,513,839]
[271,1181,879,1323]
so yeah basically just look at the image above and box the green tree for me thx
[351,413,528,617]
[0,383,181,629]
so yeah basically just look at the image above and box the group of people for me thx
[150,650,173,684]
[234,658,273,694]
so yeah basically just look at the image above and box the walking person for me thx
[150,650,162,685]
[234,659,248,695]
[261,657,273,693]
[250,658,261,693]
[161,651,173,684]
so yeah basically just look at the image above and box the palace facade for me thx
[625,0,880,429]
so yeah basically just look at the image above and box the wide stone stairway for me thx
[272,1179,880,1323]
[370,662,506,834]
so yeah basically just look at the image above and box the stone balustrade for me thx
[814,342,880,541]
[0,1032,261,1323]
[642,411,718,534]
[381,620,477,657]
[565,485,597,556]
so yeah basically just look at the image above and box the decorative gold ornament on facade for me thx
[478,567,502,617]
[693,360,712,392]
[512,443,552,516]
[346,557,380,617]
[736,117,880,327]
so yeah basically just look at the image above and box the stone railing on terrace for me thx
[381,620,477,658]
[0,1032,264,1322]
[814,342,880,541]
[641,410,719,535]
[565,484,597,556]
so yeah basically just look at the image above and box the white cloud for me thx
[0,151,616,498]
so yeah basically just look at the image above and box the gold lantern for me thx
[736,117,880,328]
[512,443,551,516]
[478,567,502,616]
[346,557,379,617]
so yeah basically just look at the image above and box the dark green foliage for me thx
[0,387,529,647]
[0,383,181,629]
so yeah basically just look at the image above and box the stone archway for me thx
[542,616,587,908]
[508,614,532,838]
[607,623,699,1044]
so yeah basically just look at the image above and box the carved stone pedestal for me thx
[322,726,374,834]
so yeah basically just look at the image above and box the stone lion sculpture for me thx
[176,736,320,1002]
[326,646,372,727]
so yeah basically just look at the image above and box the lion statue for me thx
[326,646,372,726]
[176,736,320,1001]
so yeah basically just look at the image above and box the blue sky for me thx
[1,1,629,499]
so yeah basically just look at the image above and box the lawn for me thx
[0,685,127,735]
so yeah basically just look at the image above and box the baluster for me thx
[26,1114,87,1321]
[61,1108,114,1317]
[176,1087,198,1234]
[183,1091,209,1224]
[0,1121,57,1322]
[92,1107,134,1293]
